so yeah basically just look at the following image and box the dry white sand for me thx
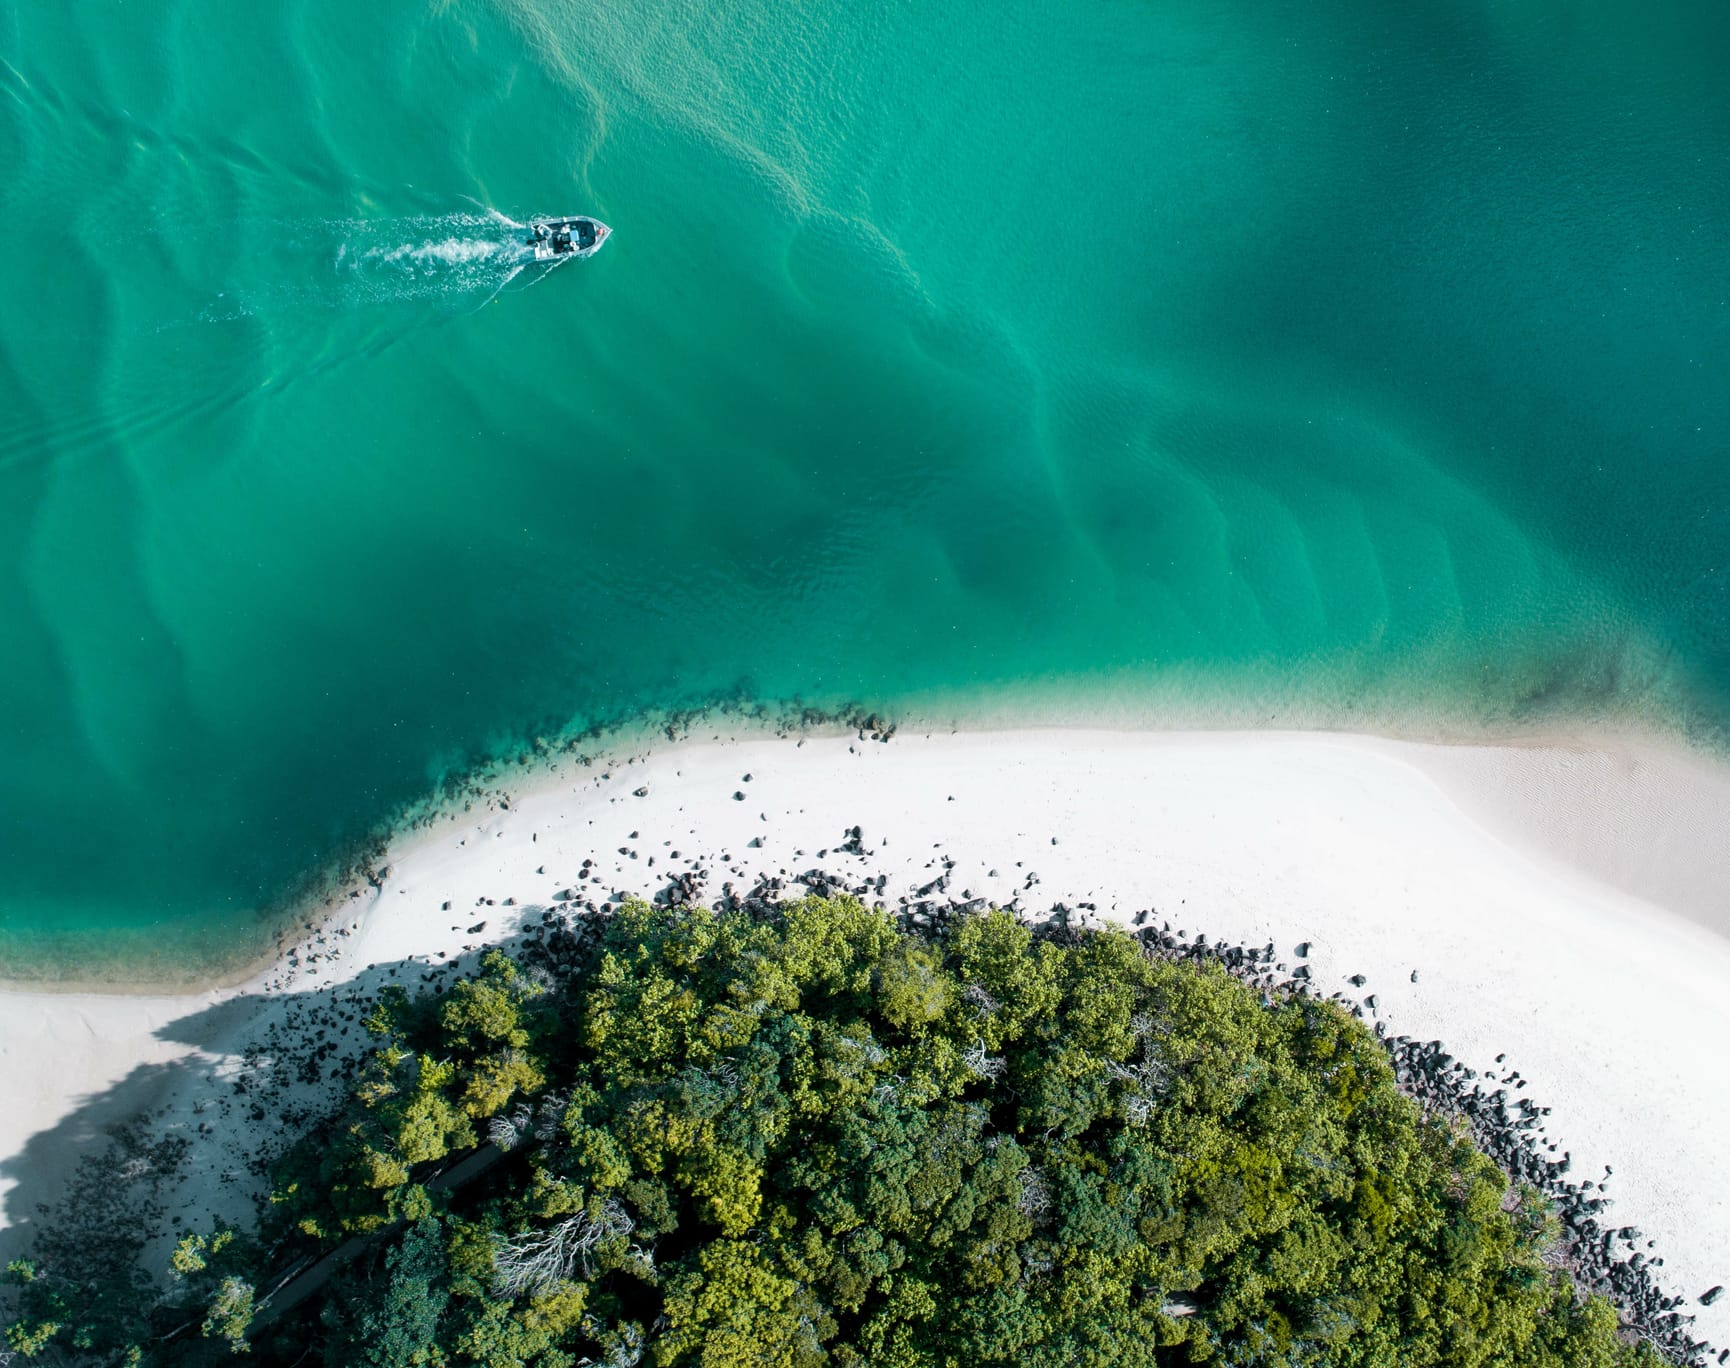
[2,728,1727,1342]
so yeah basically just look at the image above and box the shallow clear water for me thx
[2,0,1727,978]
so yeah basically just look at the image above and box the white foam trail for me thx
[321,213,550,306]
[190,211,582,316]
[361,237,518,268]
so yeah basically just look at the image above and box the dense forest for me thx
[4,897,1666,1366]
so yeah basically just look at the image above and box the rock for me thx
[1295,942,1311,958]
[733,790,746,801]
[1348,973,1366,987]
[633,786,649,797]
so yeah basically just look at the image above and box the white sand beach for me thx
[3,728,1728,1342]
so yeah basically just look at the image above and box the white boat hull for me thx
[529,216,610,261]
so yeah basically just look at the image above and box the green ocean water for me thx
[2,0,1728,979]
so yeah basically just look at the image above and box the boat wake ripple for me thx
[328,211,581,308]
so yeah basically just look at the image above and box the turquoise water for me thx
[2,0,1728,978]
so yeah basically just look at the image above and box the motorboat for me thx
[528,216,610,261]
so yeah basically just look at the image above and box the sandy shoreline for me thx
[3,726,1728,1344]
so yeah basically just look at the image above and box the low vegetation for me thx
[4,897,1662,1365]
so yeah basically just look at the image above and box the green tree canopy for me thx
[5,898,1669,1368]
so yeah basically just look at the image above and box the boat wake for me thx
[183,209,604,329]
[329,211,572,309]
[115,207,608,426]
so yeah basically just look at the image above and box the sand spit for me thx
[2,728,1727,1348]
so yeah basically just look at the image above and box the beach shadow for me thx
[0,916,563,1267]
